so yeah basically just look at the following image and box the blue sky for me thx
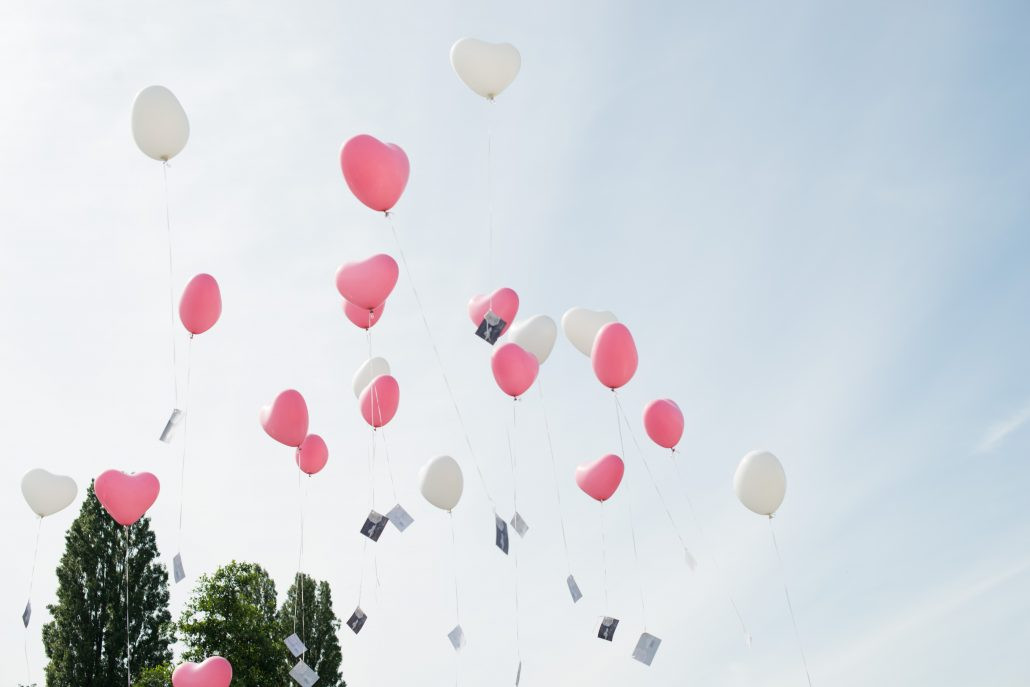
[1,0,1029,685]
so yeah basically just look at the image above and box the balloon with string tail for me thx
[94,470,160,687]
[575,454,625,642]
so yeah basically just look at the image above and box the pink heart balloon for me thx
[467,287,519,335]
[359,374,400,428]
[643,399,684,449]
[342,298,385,330]
[296,434,329,475]
[575,454,625,502]
[179,273,222,336]
[172,656,233,687]
[259,389,309,447]
[340,134,410,212]
[94,470,160,526]
[335,254,399,311]
[591,322,638,390]
[491,343,539,398]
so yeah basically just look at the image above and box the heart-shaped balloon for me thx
[643,399,684,450]
[95,470,160,526]
[562,307,618,357]
[21,469,78,518]
[450,38,522,100]
[172,656,233,687]
[491,343,539,398]
[342,298,385,330]
[504,314,557,364]
[468,288,519,335]
[296,434,329,476]
[359,374,400,428]
[575,454,624,502]
[352,357,391,399]
[340,134,410,212]
[591,322,638,390]
[335,254,399,311]
[179,273,222,336]
[259,389,309,447]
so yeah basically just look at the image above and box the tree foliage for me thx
[277,573,345,687]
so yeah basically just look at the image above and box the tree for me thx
[178,561,288,685]
[135,664,172,686]
[42,483,173,687]
[277,574,345,687]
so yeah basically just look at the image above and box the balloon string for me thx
[125,526,131,687]
[372,383,399,503]
[486,98,495,312]
[451,511,461,687]
[769,519,814,687]
[387,216,496,507]
[162,161,178,409]
[613,393,648,629]
[177,335,193,551]
[508,402,522,664]
[295,471,307,654]
[538,380,573,575]
[24,516,42,683]
[600,501,609,612]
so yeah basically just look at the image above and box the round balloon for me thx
[643,399,684,449]
[733,450,787,516]
[172,656,233,687]
[419,455,464,511]
[450,38,522,99]
[296,434,329,476]
[340,134,409,212]
[359,374,400,428]
[561,307,617,357]
[94,470,160,526]
[21,469,77,518]
[131,85,190,161]
[575,454,624,502]
[352,357,391,399]
[505,315,557,364]
[343,299,385,330]
[335,254,399,311]
[179,274,222,335]
[591,322,638,390]
[259,389,309,447]
[491,343,539,398]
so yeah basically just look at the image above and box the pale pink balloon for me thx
[340,134,410,212]
[335,254,399,311]
[172,656,233,687]
[342,299,385,330]
[259,389,309,447]
[643,399,684,449]
[491,343,539,398]
[94,470,160,526]
[296,434,329,475]
[575,454,625,502]
[467,288,519,335]
[591,322,638,390]
[359,374,400,428]
[179,274,222,335]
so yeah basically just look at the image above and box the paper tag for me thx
[22,600,31,628]
[386,504,414,532]
[447,624,466,651]
[159,409,183,443]
[284,633,307,657]
[360,510,389,542]
[684,548,697,572]
[289,659,320,686]
[515,660,522,686]
[475,311,507,345]
[597,616,619,641]
[173,553,185,583]
[566,575,583,603]
[494,514,509,554]
[510,512,529,538]
[632,632,662,666]
[346,606,368,634]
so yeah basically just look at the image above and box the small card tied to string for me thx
[448,624,466,651]
[346,607,368,634]
[361,511,389,542]
[289,659,320,687]
[386,504,414,532]
[476,311,506,345]
[515,660,522,686]
[284,633,307,657]
[566,575,583,603]
[172,553,185,584]
[632,633,662,666]
[597,616,619,642]
[495,514,510,554]
[159,409,183,443]
[22,601,31,628]
[510,512,529,538]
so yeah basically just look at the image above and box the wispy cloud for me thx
[975,403,1030,454]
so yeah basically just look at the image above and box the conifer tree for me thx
[278,573,345,686]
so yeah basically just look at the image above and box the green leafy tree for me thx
[178,561,288,685]
[135,663,172,686]
[277,574,345,686]
[42,484,173,687]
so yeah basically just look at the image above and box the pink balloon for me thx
[94,470,160,526]
[342,299,385,330]
[296,434,329,475]
[179,274,222,335]
[172,656,233,687]
[340,134,410,212]
[335,254,399,311]
[259,389,309,447]
[467,288,519,335]
[575,454,625,502]
[491,343,539,398]
[591,322,638,390]
[359,374,400,428]
[643,399,684,449]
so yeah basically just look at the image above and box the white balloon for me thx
[561,307,618,357]
[131,85,190,161]
[449,38,521,100]
[505,315,558,364]
[733,450,787,516]
[21,469,78,518]
[352,357,392,399]
[419,455,464,512]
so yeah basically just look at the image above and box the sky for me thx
[2,0,1029,685]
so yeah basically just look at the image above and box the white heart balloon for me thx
[419,455,464,512]
[450,38,521,100]
[561,307,618,357]
[21,469,78,518]
[505,315,558,365]
[131,85,190,161]
[733,450,787,516]
[352,356,391,399]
